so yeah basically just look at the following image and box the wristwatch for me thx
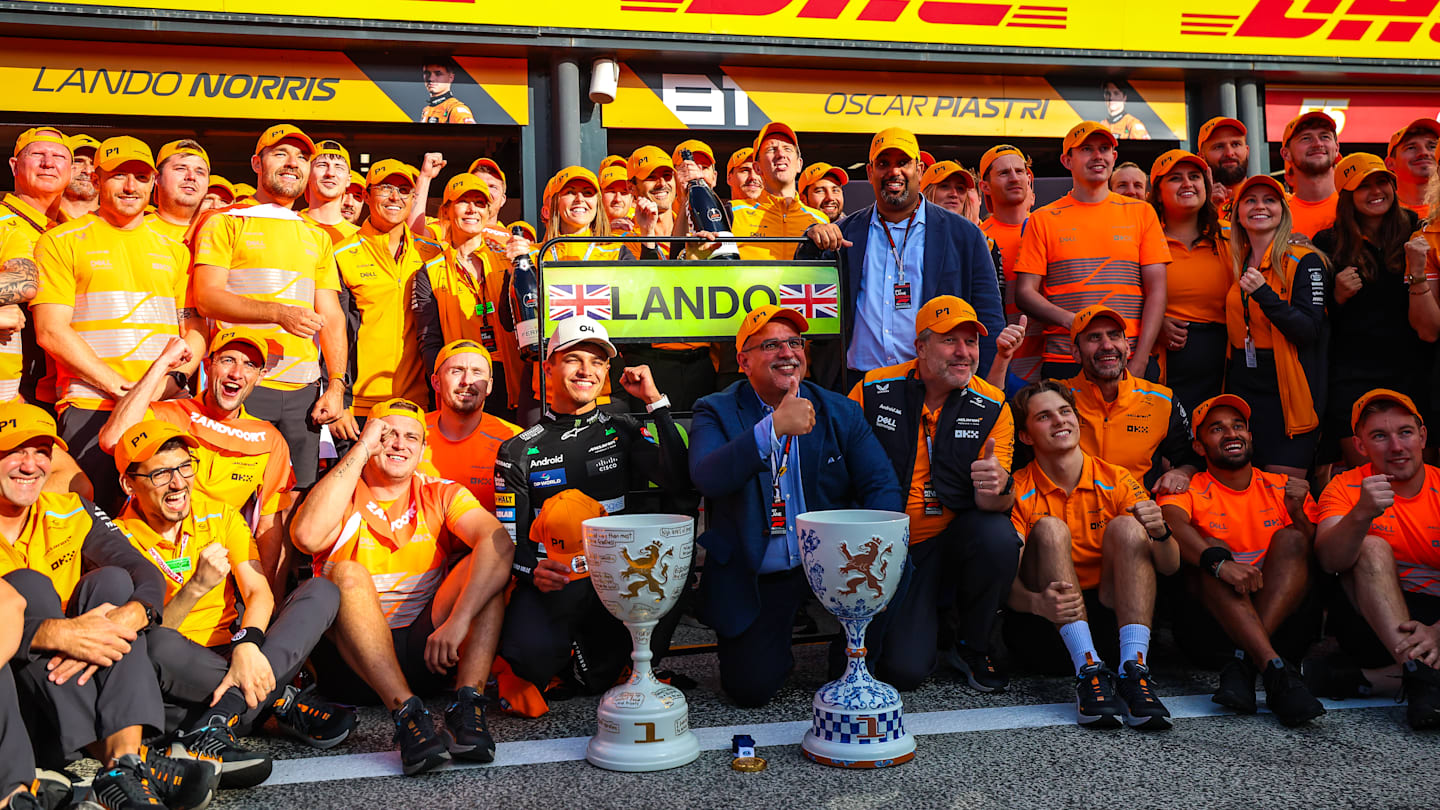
[167,371,189,391]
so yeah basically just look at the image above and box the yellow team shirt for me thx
[731,193,828,261]
[117,493,259,647]
[300,211,360,254]
[143,213,191,244]
[417,238,524,412]
[33,215,191,411]
[334,223,430,415]
[191,205,338,391]
[0,492,113,608]
[147,397,295,519]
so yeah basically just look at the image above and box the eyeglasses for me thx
[743,337,805,353]
[129,460,195,488]
[373,183,414,198]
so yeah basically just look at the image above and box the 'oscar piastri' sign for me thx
[539,262,841,342]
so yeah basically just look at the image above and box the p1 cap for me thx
[547,316,617,359]
[529,489,607,581]
[255,124,315,157]
[1149,150,1207,186]
[0,402,67,452]
[752,122,799,154]
[735,305,808,349]
[599,165,629,190]
[979,144,1026,180]
[1070,304,1126,340]
[156,140,209,168]
[208,326,270,363]
[1281,111,1337,146]
[672,139,715,166]
[366,159,419,187]
[870,126,919,163]
[599,155,627,172]
[550,166,601,195]
[443,173,491,205]
[797,163,850,194]
[97,136,155,172]
[370,397,426,426]
[1351,388,1423,433]
[727,147,755,174]
[1388,118,1440,157]
[915,295,986,337]
[1198,117,1247,147]
[114,420,198,474]
[1063,121,1118,153]
[433,338,492,374]
[627,146,673,181]
[468,157,507,186]
[1191,394,1252,437]
[920,161,974,192]
[1233,174,1287,203]
[1334,153,1393,192]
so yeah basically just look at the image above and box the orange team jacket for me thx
[421,96,476,124]
[1318,464,1440,597]
[1159,469,1317,568]
[1059,372,1196,486]
[1011,452,1149,590]
[730,193,829,261]
[417,237,525,412]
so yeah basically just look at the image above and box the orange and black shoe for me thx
[444,686,497,763]
[139,744,220,810]
[170,715,272,789]
[1115,657,1173,730]
[271,685,358,750]
[1075,656,1122,729]
[91,754,164,809]
[392,696,450,776]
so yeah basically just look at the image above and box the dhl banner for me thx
[539,262,842,341]
[1266,87,1440,143]
[44,0,1440,62]
[604,65,1185,139]
[0,38,528,125]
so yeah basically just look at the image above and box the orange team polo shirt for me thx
[1061,372,1177,483]
[1011,452,1149,590]
[116,493,258,647]
[33,215,191,411]
[147,397,295,519]
[981,216,1025,320]
[1165,236,1232,325]
[1318,463,1440,597]
[1013,191,1171,364]
[1286,192,1337,239]
[191,205,338,391]
[1401,200,1430,221]
[731,193,829,261]
[0,492,107,608]
[417,238,524,411]
[1159,469,1317,567]
[419,410,522,513]
[314,474,481,629]
[300,211,360,253]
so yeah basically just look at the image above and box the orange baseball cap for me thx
[1191,394,1252,437]
[920,160,974,192]
[727,147,755,174]
[736,304,808,349]
[255,124,315,157]
[529,489,607,581]
[96,136,155,172]
[551,165,601,195]
[366,159,419,187]
[233,183,257,199]
[627,146,673,181]
[599,165,629,190]
[752,122,799,154]
[443,173,491,205]
[672,139,714,167]
[1352,388,1424,432]
[206,176,235,201]
[114,420,198,474]
[1063,121,1118,153]
[979,144,1027,180]
[1198,117,1247,147]
[433,338,491,374]
[1388,118,1440,157]
[798,162,850,194]
[1335,152,1393,192]
[156,140,209,168]
[345,172,364,193]
[919,150,936,169]
[66,134,100,156]
[916,295,986,337]
[510,221,537,241]
[1282,111,1336,146]
[870,126,920,163]
[208,326,270,363]
[312,139,351,166]
[1070,304,1126,340]
[1234,174,1287,203]
[13,127,68,158]
[1149,149,1207,186]
[467,157,507,186]
[370,397,426,427]
[599,155,627,172]
[0,402,67,453]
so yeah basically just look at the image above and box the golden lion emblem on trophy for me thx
[837,537,890,598]
[620,539,674,599]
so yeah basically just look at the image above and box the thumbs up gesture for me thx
[995,315,1027,361]
[772,377,815,437]
[970,437,1009,496]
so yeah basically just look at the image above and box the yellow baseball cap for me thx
[1191,394,1252,437]
[798,163,850,194]
[1063,121,1118,153]
[752,122,799,154]
[96,136,155,172]
[870,126,920,163]
[628,146,673,181]
[206,176,235,200]
[233,183,257,199]
[915,295,986,337]
[13,127,68,158]
[366,159,419,187]
[1335,152,1393,192]
[208,325,270,362]
[550,166,601,195]
[468,157,507,186]
[156,140,209,168]
[920,160,974,192]
[311,140,351,166]
[979,144,1027,180]
[1149,149,1207,186]
[1070,304,1127,340]
[1282,111,1336,146]
[114,420,198,474]
[370,397,426,427]
[346,171,365,193]
[0,402,67,452]
[1388,118,1440,158]
[433,338,492,374]
[443,173,491,205]
[736,304,808,349]
[1198,117,1247,147]
[1234,174,1287,203]
[255,124,316,158]
[66,134,100,156]
[672,139,714,167]
[727,147,755,174]
[599,165,629,190]
[529,489,607,581]
[1352,388,1423,432]
[599,155,627,173]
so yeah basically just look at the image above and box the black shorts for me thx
[1226,355,1319,470]
[1002,588,1118,676]
[1330,587,1440,670]
[311,597,451,705]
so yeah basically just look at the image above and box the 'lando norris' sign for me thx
[538,262,841,342]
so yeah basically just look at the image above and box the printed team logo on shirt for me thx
[495,492,515,507]
[589,439,618,454]
[530,469,568,488]
[530,454,564,468]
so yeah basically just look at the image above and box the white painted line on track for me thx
[264,695,1397,787]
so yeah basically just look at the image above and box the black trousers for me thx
[6,568,165,768]
[147,577,339,733]
[714,567,815,708]
[246,383,322,489]
[57,406,122,514]
[0,666,36,795]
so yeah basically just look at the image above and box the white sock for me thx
[1058,620,1100,675]
[1119,624,1151,672]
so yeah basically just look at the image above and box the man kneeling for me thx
[293,399,514,775]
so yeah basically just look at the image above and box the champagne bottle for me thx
[680,148,741,260]
[509,225,541,361]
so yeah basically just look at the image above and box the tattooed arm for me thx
[0,257,40,305]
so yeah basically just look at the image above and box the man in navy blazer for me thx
[690,305,902,708]
[797,127,1003,392]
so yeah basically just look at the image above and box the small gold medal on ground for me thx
[731,734,766,771]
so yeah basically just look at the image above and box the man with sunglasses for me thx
[690,305,901,707]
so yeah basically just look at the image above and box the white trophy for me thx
[582,514,701,772]
[796,509,915,768]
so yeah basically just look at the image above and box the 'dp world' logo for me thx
[617,0,1068,30]
[1181,0,1440,43]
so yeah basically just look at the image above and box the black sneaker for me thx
[1301,652,1370,699]
[1262,658,1325,727]
[271,685,358,750]
[91,755,164,810]
[139,745,219,810]
[1402,659,1440,730]
[948,644,1008,693]
[1212,653,1258,714]
[1075,659,1122,728]
[444,686,497,763]
[392,696,450,776]
[26,769,75,810]
[1116,658,1173,730]
[170,716,272,789]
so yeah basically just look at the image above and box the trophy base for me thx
[800,705,916,769]
[586,681,701,772]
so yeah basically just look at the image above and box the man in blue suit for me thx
[798,126,1003,392]
[690,305,902,707]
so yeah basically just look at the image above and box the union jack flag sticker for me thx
[548,283,612,321]
[778,283,839,319]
